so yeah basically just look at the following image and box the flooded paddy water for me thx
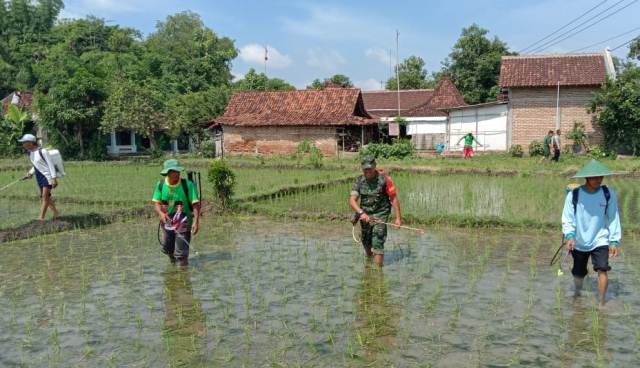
[2,216,640,367]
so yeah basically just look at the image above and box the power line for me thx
[529,0,638,54]
[519,0,609,53]
[611,35,640,50]
[570,26,640,51]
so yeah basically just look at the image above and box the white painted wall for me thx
[448,104,508,151]
[406,117,447,135]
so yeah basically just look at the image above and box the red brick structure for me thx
[499,52,615,148]
[211,88,376,156]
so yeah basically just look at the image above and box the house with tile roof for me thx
[211,87,377,156]
[499,51,616,148]
[362,76,467,150]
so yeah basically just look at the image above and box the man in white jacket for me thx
[562,160,621,307]
[18,134,60,220]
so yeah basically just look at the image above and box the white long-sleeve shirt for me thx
[561,185,621,251]
[28,148,57,184]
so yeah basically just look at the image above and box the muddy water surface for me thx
[1,218,639,367]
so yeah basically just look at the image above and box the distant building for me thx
[499,51,616,148]
[211,88,376,156]
[362,77,467,150]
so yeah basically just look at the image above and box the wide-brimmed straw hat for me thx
[160,159,185,176]
[573,159,614,178]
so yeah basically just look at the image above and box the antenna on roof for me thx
[264,45,268,75]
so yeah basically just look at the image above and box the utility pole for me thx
[555,80,560,130]
[396,30,400,117]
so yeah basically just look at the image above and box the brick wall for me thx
[223,125,338,156]
[510,86,602,148]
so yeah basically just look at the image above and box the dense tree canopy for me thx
[234,68,295,91]
[590,61,640,155]
[385,56,436,90]
[307,74,353,89]
[442,24,514,104]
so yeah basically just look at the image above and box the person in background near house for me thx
[18,134,60,220]
[153,159,200,266]
[541,130,553,162]
[456,131,483,159]
[562,160,621,308]
[552,129,562,162]
[349,156,402,267]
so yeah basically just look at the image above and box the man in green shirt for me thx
[456,131,482,159]
[542,130,553,162]
[152,159,200,265]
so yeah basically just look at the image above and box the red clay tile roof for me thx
[1,91,33,113]
[499,53,607,88]
[362,89,433,117]
[403,77,467,117]
[213,88,376,126]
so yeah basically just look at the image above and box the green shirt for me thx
[351,172,394,218]
[152,178,199,225]
[543,135,552,148]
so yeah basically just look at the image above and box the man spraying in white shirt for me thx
[18,134,60,220]
[562,160,621,307]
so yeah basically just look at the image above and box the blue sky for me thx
[60,0,639,89]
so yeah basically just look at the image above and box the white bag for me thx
[40,148,66,177]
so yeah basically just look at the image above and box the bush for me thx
[528,140,544,157]
[144,148,165,160]
[207,159,236,209]
[566,121,587,147]
[87,135,109,161]
[296,139,324,168]
[509,144,524,158]
[308,146,324,168]
[360,139,415,160]
[588,145,616,160]
[199,138,216,158]
[296,139,314,154]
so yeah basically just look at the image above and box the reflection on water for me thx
[161,267,205,366]
[0,218,639,367]
[352,263,399,364]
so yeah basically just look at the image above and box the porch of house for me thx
[106,130,193,156]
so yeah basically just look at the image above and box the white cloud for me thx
[356,78,384,91]
[365,47,391,65]
[305,48,346,71]
[239,44,292,69]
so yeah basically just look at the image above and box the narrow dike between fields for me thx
[0,175,358,243]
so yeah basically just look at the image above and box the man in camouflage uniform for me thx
[349,156,402,267]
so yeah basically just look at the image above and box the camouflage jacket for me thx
[351,171,396,217]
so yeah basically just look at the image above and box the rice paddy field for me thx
[3,157,640,367]
[2,217,640,367]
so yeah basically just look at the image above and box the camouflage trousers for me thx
[360,216,388,255]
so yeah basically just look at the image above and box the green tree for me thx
[0,0,64,95]
[385,56,436,90]
[590,63,640,155]
[234,68,295,91]
[443,24,514,104]
[307,74,354,89]
[144,11,237,94]
[167,86,231,145]
[32,18,132,158]
[629,37,640,61]
[102,79,166,149]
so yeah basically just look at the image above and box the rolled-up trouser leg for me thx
[174,231,191,261]
[162,229,176,261]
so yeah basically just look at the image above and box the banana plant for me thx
[3,104,30,148]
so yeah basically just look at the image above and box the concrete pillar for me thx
[110,130,117,154]
[130,131,137,153]
[172,139,178,153]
